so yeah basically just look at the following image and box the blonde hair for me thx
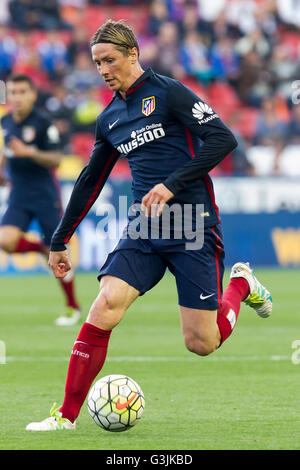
[91,19,139,57]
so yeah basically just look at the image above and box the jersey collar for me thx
[114,68,154,99]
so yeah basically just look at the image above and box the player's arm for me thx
[163,80,237,195]
[8,133,61,169]
[49,122,119,277]
[142,81,237,216]
[8,121,63,169]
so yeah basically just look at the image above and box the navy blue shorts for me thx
[98,224,225,310]
[1,203,61,247]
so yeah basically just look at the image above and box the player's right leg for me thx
[0,225,22,252]
[26,274,140,431]
[26,241,167,431]
[36,207,81,326]
[0,205,44,254]
[0,225,46,253]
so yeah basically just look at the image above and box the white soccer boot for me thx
[26,403,76,431]
[230,262,272,318]
[55,307,81,326]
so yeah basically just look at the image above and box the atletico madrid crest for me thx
[142,96,155,116]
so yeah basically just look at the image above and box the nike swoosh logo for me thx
[116,392,138,410]
[200,293,214,300]
[109,119,119,130]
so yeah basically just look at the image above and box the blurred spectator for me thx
[0,0,10,25]
[196,0,226,22]
[12,32,51,90]
[13,49,51,91]
[211,8,242,42]
[286,105,300,145]
[45,84,77,151]
[269,44,299,99]
[236,50,272,106]
[179,30,214,84]
[0,25,17,80]
[178,3,213,42]
[276,0,300,28]
[9,0,72,30]
[9,0,33,30]
[151,21,184,78]
[225,0,259,35]
[71,86,103,133]
[254,95,287,148]
[67,26,91,64]
[1,0,299,175]
[63,52,102,91]
[148,0,169,36]
[38,30,70,80]
[45,83,76,119]
[210,36,240,84]
[235,28,271,59]
[59,0,87,6]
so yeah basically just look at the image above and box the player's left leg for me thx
[168,223,271,355]
[180,262,272,355]
[180,274,250,355]
[38,208,81,326]
[179,307,220,356]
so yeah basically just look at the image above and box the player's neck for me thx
[119,66,145,100]
[12,107,33,123]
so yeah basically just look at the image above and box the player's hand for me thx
[48,250,72,279]
[8,136,35,158]
[141,183,174,217]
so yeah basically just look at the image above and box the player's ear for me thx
[129,47,138,64]
[31,87,38,101]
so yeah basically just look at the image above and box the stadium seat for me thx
[84,6,109,34]
[235,107,259,140]
[181,78,209,102]
[280,31,300,59]
[70,132,95,162]
[208,82,240,120]
[110,158,131,180]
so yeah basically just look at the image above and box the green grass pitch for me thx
[0,269,299,450]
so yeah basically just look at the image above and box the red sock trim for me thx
[76,322,111,347]
[15,237,44,253]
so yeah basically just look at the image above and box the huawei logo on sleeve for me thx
[192,101,218,125]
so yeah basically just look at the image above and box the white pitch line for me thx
[4,355,291,363]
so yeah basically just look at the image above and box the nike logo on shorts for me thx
[200,293,214,300]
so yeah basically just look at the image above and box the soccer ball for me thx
[87,374,145,432]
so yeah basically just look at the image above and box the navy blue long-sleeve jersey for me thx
[51,68,237,251]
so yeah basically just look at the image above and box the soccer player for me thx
[0,74,81,326]
[26,20,272,431]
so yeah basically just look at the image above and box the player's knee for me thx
[0,232,18,253]
[88,289,125,330]
[184,334,217,357]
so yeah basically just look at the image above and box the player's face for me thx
[92,43,138,93]
[6,81,36,115]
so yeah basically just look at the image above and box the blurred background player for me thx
[0,74,81,326]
